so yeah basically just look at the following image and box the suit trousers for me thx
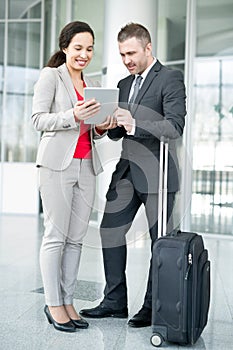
[100,168,175,310]
[38,158,95,306]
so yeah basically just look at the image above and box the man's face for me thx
[118,37,152,75]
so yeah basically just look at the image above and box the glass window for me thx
[165,63,185,74]
[43,0,65,66]
[197,0,233,56]
[56,0,68,33]
[0,23,4,156]
[0,89,2,148]
[8,0,41,19]
[2,21,41,162]
[3,85,39,162]
[0,75,2,156]
[43,0,52,65]
[8,22,41,69]
[191,58,233,235]
[72,0,104,74]
[0,0,5,19]
[0,23,4,87]
[157,0,186,62]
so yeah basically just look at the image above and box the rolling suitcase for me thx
[150,137,211,347]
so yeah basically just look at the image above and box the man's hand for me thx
[115,107,135,133]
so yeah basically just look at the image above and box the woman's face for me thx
[63,32,94,73]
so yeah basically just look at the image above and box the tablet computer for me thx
[84,87,119,124]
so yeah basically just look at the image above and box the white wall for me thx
[0,163,39,214]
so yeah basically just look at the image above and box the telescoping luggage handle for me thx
[158,136,169,238]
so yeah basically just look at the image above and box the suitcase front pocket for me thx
[194,249,211,341]
[199,260,210,329]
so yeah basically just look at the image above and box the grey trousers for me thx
[38,158,96,306]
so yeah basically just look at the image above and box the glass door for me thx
[0,0,43,213]
[191,58,233,235]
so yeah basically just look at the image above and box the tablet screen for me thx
[84,87,119,124]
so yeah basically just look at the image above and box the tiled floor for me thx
[0,214,233,350]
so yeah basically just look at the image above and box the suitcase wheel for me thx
[150,333,164,347]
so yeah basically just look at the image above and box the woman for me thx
[32,21,116,333]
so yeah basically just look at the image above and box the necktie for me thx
[129,75,143,104]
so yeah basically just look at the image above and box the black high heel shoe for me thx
[44,305,76,333]
[71,317,89,329]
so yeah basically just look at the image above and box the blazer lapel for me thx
[57,63,77,106]
[120,75,134,104]
[133,60,162,111]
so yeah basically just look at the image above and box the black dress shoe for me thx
[128,307,152,328]
[71,317,89,329]
[44,305,76,333]
[79,303,128,319]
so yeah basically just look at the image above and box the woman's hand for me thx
[95,115,118,130]
[73,99,100,122]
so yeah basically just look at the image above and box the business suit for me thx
[32,63,105,306]
[32,62,103,174]
[100,59,186,310]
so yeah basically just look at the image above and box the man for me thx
[80,23,186,327]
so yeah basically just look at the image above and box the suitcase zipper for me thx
[185,253,193,280]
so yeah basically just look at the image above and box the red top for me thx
[73,84,92,159]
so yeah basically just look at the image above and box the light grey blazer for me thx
[31,63,105,175]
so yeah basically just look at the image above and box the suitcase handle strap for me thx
[158,137,169,238]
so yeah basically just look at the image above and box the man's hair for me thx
[117,23,151,48]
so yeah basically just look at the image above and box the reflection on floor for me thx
[191,194,233,235]
[0,214,233,350]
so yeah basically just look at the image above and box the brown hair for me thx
[46,21,95,68]
[117,22,151,48]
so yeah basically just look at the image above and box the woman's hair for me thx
[117,22,151,48]
[46,21,95,68]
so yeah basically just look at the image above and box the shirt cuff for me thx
[94,127,106,135]
[127,119,136,135]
